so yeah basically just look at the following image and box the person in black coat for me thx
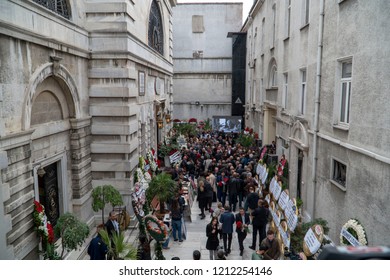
[235,207,250,256]
[197,180,206,219]
[105,211,119,259]
[245,186,259,213]
[219,205,235,256]
[206,217,221,260]
[227,173,239,212]
[87,224,108,260]
[105,211,120,237]
[204,177,214,211]
[249,200,269,250]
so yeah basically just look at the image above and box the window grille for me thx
[148,0,164,55]
[32,0,70,19]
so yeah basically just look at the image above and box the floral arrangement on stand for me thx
[236,127,258,148]
[340,219,368,246]
[135,155,153,186]
[259,146,268,162]
[277,155,289,190]
[32,200,58,259]
[144,215,168,242]
[144,214,168,260]
[146,149,158,173]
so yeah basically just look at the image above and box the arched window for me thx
[32,0,70,19]
[148,0,164,55]
[268,59,278,88]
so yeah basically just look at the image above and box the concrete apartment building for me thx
[0,0,176,259]
[243,0,390,245]
[172,2,242,122]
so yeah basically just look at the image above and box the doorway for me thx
[38,162,60,227]
[297,149,304,200]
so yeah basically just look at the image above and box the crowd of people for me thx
[163,130,282,260]
[87,129,282,260]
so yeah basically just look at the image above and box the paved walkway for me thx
[160,200,255,260]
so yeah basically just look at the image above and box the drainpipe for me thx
[311,0,325,219]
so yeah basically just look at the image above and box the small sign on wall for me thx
[139,71,145,96]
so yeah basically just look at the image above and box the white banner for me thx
[270,177,276,194]
[273,181,282,201]
[341,228,361,247]
[304,228,322,255]
[278,191,289,210]
[286,213,298,232]
[280,229,290,249]
[271,210,280,227]
[169,151,181,164]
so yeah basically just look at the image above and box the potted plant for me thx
[100,229,137,260]
[92,185,123,224]
[53,213,89,259]
[146,172,177,219]
[158,140,179,167]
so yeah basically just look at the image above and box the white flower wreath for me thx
[340,219,368,246]
[147,151,158,172]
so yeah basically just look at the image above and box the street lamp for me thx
[165,113,171,124]
[157,118,163,129]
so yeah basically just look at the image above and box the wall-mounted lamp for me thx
[165,113,171,123]
[37,167,46,177]
[157,118,163,129]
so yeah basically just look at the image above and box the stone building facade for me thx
[172,3,242,122]
[243,0,390,245]
[0,0,176,259]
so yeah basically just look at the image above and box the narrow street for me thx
[160,200,254,260]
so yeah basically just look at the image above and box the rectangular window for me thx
[302,0,310,26]
[340,61,352,124]
[272,4,276,48]
[261,18,265,53]
[285,0,291,38]
[252,80,257,106]
[331,159,347,189]
[260,78,264,104]
[282,73,288,109]
[300,69,307,114]
[192,15,204,33]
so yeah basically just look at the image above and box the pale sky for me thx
[177,0,252,24]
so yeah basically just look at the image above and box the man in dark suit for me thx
[227,173,239,212]
[105,211,120,237]
[249,200,269,250]
[219,205,235,256]
[105,211,119,259]
[235,207,250,256]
